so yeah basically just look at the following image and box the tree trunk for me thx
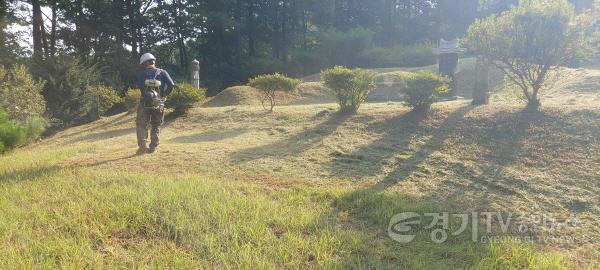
[173,0,188,72]
[73,0,90,58]
[385,0,394,47]
[113,0,124,46]
[136,27,143,53]
[0,0,7,21]
[334,0,342,29]
[280,1,288,63]
[41,16,49,59]
[269,90,275,112]
[248,0,256,57]
[302,13,308,51]
[177,32,187,69]
[31,0,45,60]
[126,0,139,58]
[234,0,242,64]
[527,86,542,111]
[526,97,541,111]
[50,1,57,57]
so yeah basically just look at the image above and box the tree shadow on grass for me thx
[358,108,538,212]
[328,105,473,186]
[328,109,429,181]
[371,105,474,190]
[421,108,600,216]
[230,112,351,162]
[466,110,536,196]
[0,165,63,183]
[66,127,136,144]
[168,128,249,144]
[49,113,133,140]
[82,154,139,168]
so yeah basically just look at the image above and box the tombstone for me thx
[433,39,465,97]
[472,56,490,105]
[191,59,200,89]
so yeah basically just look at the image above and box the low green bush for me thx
[23,117,45,140]
[87,85,122,119]
[123,88,142,113]
[167,83,206,115]
[248,73,300,112]
[0,109,44,153]
[398,71,450,112]
[322,66,376,114]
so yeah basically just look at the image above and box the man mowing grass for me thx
[136,53,175,154]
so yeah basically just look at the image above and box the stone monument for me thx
[433,39,465,97]
[191,59,200,89]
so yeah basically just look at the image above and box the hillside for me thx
[204,58,506,107]
[1,68,600,268]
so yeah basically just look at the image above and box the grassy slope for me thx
[2,71,600,268]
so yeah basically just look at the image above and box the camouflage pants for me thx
[136,104,165,149]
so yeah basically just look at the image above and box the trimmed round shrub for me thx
[248,73,300,112]
[399,71,449,111]
[124,88,141,113]
[322,66,376,114]
[167,83,206,115]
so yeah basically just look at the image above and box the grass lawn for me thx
[1,100,598,269]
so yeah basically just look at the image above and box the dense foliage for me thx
[34,57,122,126]
[358,43,437,69]
[0,65,46,122]
[465,0,591,110]
[166,83,207,115]
[322,66,376,114]
[0,64,45,152]
[397,71,450,112]
[4,0,559,95]
[87,86,122,120]
[0,0,596,129]
[124,88,142,113]
[248,73,300,112]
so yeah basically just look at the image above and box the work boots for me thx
[136,147,150,155]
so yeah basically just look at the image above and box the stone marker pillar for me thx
[191,59,200,89]
[434,39,465,98]
[472,56,490,105]
[439,53,459,97]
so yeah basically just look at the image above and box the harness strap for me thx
[153,69,163,80]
